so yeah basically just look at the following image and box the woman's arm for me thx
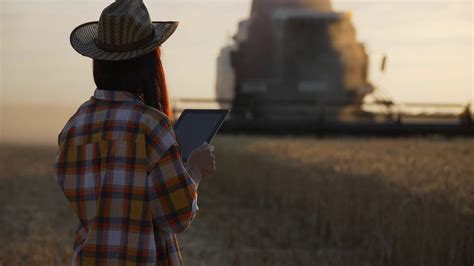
[147,143,199,234]
[143,110,215,234]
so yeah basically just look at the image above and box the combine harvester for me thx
[181,0,474,136]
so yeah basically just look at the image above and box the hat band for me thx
[95,31,155,52]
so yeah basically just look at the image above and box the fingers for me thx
[200,144,215,159]
[201,156,216,177]
[200,142,215,152]
[202,164,216,177]
[189,142,217,178]
[205,157,216,171]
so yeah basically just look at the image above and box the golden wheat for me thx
[1,136,473,265]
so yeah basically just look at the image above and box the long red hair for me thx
[93,48,173,120]
[154,48,173,120]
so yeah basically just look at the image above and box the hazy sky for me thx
[1,0,473,108]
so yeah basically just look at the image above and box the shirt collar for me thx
[93,89,145,104]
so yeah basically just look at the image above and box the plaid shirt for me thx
[54,89,199,265]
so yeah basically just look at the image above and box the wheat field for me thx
[1,136,473,266]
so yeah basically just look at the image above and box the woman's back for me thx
[55,89,198,265]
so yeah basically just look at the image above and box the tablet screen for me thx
[173,109,229,162]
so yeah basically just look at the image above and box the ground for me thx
[0,136,473,265]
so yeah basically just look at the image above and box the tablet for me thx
[173,109,230,162]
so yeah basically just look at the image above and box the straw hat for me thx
[70,0,178,61]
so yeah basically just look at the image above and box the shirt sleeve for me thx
[144,111,199,234]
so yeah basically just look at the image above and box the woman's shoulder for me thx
[57,100,93,145]
[139,106,173,132]
[139,106,177,164]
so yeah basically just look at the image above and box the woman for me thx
[54,1,215,265]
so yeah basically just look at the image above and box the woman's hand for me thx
[186,142,216,181]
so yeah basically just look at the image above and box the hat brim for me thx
[70,21,178,61]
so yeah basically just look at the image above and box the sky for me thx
[1,0,473,108]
